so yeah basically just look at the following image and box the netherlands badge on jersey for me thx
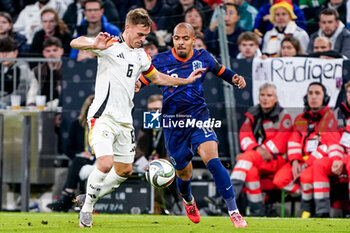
[192,60,202,71]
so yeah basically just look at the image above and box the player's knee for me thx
[96,156,114,173]
[98,163,113,173]
[117,168,133,177]
[176,171,192,180]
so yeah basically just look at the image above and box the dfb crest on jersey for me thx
[192,60,202,71]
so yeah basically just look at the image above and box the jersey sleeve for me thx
[201,49,237,85]
[139,52,159,87]
[201,49,219,72]
[140,50,153,72]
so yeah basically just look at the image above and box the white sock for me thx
[229,209,240,216]
[81,168,107,212]
[99,167,127,198]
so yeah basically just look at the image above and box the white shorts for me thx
[88,116,135,164]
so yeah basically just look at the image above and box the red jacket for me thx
[239,103,292,155]
[288,106,344,166]
[337,102,350,155]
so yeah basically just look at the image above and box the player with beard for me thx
[137,22,248,228]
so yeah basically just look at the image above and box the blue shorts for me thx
[164,126,218,170]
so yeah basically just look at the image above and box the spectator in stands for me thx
[69,0,121,59]
[205,3,246,58]
[13,0,68,44]
[299,0,325,13]
[253,0,306,37]
[236,31,262,59]
[307,8,350,59]
[273,82,342,218]
[134,94,180,215]
[262,0,309,57]
[30,8,72,57]
[209,0,258,32]
[0,37,33,106]
[278,36,305,57]
[231,83,292,216]
[47,95,96,212]
[313,36,332,52]
[318,0,348,29]
[299,0,325,33]
[171,0,213,33]
[27,37,63,107]
[143,32,159,58]
[310,36,344,59]
[313,37,341,58]
[63,0,85,37]
[0,12,29,56]
[194,35,207,50]
[310,81,350,217]
[130,0,173,32]
[63,0,121,37]
[233,0,258,31]
[185,6,205,38]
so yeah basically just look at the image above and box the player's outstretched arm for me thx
[70,32,113,51]
[148,68,206,86]
[213,63,246,89]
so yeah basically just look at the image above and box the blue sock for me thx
[206,158,237,211]
[176,177,193,202]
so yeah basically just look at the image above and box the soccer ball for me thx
[145,159,175,189]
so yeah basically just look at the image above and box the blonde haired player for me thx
[70,8,204,228]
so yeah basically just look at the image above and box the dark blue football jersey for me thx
[152,48,222,120]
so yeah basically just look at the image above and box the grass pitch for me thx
[0,213,349,233]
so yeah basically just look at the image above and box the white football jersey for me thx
[88,36,155,123]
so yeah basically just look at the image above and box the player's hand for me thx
[292,160,302,181]
[256,146,272,162]
[135,80,142,93]
[232,74,246,89]
[331,160,344,175]
[93,32,113,50]
[185,68,206,84]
